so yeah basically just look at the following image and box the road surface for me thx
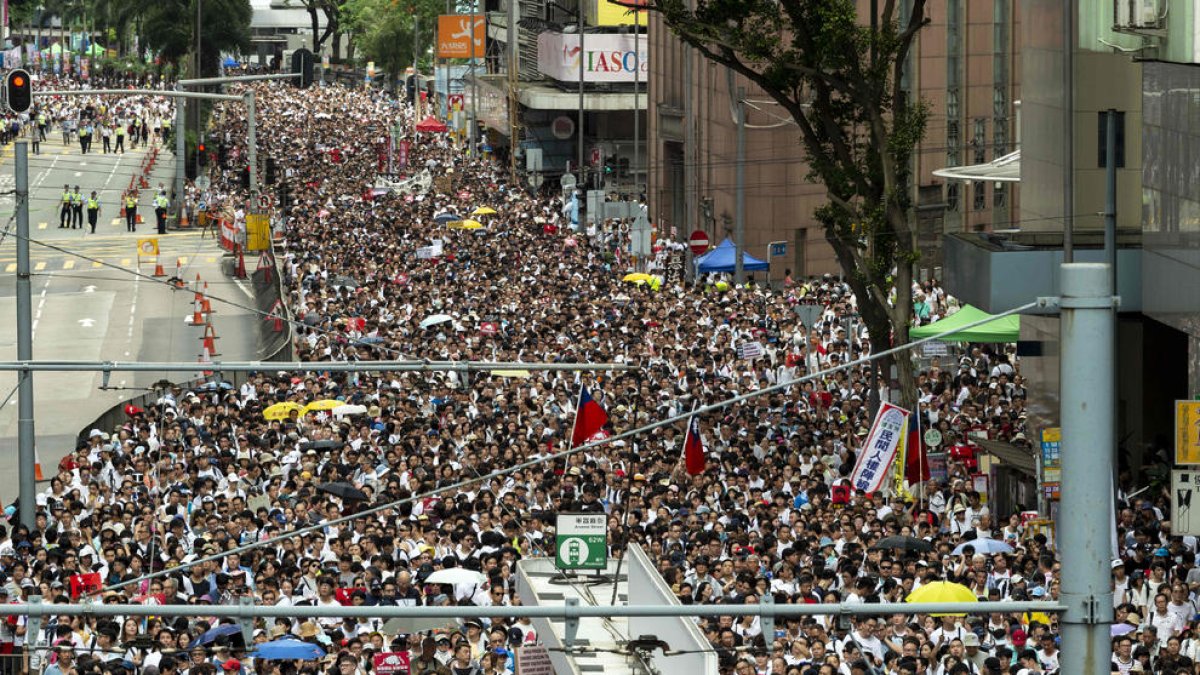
[0,138,259,501]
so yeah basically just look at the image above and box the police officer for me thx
[36,111,46,141]
[70,186,83,228]
[114,122,125,153]
[154,190,169,235]
[124,189,139,232]
[86,191,100,234]
[59,184,71,228]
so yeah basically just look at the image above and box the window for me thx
[947,183,959,211]
[973,181,986,210]
[1097,111,1126,168]
[994,182,1007,208]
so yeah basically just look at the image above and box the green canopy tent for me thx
[84,43,106,57]
[909,304,1020,342]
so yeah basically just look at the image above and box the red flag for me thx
[905,416,931,484]
[684,414,706,475]
[570,386,609,447]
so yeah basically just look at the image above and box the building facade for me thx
[646,0,1021,280]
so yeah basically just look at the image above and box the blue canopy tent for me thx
[694,238,770,274]
[222,56,239,68]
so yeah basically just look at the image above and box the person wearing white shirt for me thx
[1150,593,1184,639]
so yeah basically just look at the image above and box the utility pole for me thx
[1058,262,1115,675]
[734,86,745,285]
[175,85,185,217]
[632,7,640,198]
[508,0,519,184]
[469,0,480,153]
[246,91,257,194]
[577,8,586,190]
[1103,109,1117,294]
[14,141,35,530]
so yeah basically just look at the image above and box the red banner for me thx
[373,652,410,675]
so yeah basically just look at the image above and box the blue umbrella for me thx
[251,639,327,660]
[952,538,1014,555]
[223,56,239,68]
[188,623,242,649]
[433,212,459,224]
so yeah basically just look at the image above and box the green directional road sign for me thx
[555,513,608,571]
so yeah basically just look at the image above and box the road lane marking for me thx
[4,264,13,272]
[62,260,75,270]
[33,262,44,271]
[120,258,130,266]
[37,222,47,230]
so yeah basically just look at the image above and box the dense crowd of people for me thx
[4,76,1178,675]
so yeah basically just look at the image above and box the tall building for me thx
[940,0,1200,484]
[646,0,1021,279]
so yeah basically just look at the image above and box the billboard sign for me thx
[437,14,485,59]
[590,0,649,26]
[537,32,648,84]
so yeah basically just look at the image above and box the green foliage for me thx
[646,0,930,402]
[342,0,443,81]
[141,0,251,75]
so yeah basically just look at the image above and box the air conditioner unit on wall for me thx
[1114,0,1163,29]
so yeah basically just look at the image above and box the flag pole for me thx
[568,385,584,449]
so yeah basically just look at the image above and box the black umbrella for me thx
[300,440,343,452]
[317,481,369,502]
[873,535,933,552]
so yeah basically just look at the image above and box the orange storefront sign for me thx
[437,14,485,59]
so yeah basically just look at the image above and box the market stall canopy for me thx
[415,116,449,133]
[908,304,1019,343]
[694,238,769,274]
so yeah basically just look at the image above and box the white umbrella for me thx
[419,314,454,329]
[424,568,487,586]
[331,404,368,418]
[952,538,1014,555]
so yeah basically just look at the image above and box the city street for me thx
[0,139,257,499]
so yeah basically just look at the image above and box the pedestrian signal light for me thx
[6,69,31,114]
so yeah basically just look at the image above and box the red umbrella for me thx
[415,115,449,133]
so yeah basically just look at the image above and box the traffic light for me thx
[5,69,31,114]
[197,142,207,167]
[291,49,314,89]
[265,158,277,185]
[240,166,250,189]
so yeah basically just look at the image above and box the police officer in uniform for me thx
[114,122,125,153]
[86,191,100,234]
[59,184,71,228]
[154,190,169,234]
[124,189,139,232]
[70,186,84,228]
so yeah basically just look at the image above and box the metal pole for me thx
[577,8,585,189]
[1062,0,1074,263]
[36,89,243,102]
[1058,262,1115,675]
[508,0,519,184]
[246,91,257,194]
[633,7,639,197]
[413,13,421,131]
[0,600,1064,621]
[470,0,480,152]
[1104,109,1117,294]
[0,360,635,373]
[14,142,35,530]
[179,73,301,87]
[734,85,745,285]
[174,85,185,218]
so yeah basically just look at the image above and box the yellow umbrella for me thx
[304,399,344,413]
[471,206,497,216]
[262,402,305,421]
[905,581,978,615]
[448,219,484,230]
[622,273,652,283]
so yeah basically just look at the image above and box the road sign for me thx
[1177,401,1200,465]
[555,513,607,571]
[923,429,943,447]
[245,214,271,252]
[769,241,787,257]
[136,238,159,257]
[590,147,602,166]
[689,229,709,255]
[1173,469,1200,535]
[257,194,271,210]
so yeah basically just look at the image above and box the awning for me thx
[909,304,1020,342]
[975,438,1037,477]
[933,150,1021,183]
[518,84,639,111]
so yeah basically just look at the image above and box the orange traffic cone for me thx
[152,260,165,277]
[198,346,214,377]
[136,214,144,224]
[199,321,221,356]
[202,282,214,314]
[191,302,205,325]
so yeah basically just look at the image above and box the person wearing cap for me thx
[410,636,451,675]
[220,658,242,675]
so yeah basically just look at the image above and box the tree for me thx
[274,0,339,53]
[342,0,441,82]
[140,0,251,77]
[641,0,929,409]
